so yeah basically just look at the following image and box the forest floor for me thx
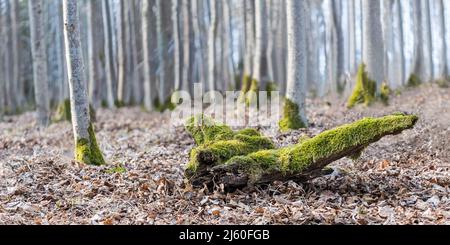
[0,83,449,224]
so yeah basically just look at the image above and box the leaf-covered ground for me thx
[0,84,449,224]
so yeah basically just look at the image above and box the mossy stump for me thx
[75,123,105,166]
[347,64,377,108]
[279,98,307,132]
[185,113,418,190]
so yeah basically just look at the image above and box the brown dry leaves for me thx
[0,84,449,224]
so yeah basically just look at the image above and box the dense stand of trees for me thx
[0,0,448,124]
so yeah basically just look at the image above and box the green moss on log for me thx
[75,123,105,165]
[347,64,377,108]
[279,98,307,132]
[223,114,418,183]
[185,115,275,176]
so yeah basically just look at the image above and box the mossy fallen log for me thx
[185,113,418,190]
[185,115,276,184]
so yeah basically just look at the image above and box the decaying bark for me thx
[185,114,418,190]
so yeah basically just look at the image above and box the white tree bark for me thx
[438,0,447,76]
[348,0,357,74]
[29,0,50,126]
[223,0,235,87]
[156,0,165,103]
[243,0,255,77]
[207,0,218,91]
[172,0,181,91]
[412,0,424,79]
[191,0,205,85]
[285,0,307,125]
[87,0,99,105]
[182,0,191,92]
[362,0,385,91]
[395,0,405,86]
[141,0,152,110]
[10,0,20,110]
[63,0,104,165]
[128,1,139,104]
[101,0,116,108]
[252,0,266,86]
[117,0,126,103]
[422,0,434,80]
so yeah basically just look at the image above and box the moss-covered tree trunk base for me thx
[185,114,418,191]
[75,123,105,165]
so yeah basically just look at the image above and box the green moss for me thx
[115,100,126,108]
[266,81,278,98]
[53,99,96,123]
[154,96,176,112]
[279,98,307,132]
[225,114,418,177]
[106,164,127,174]
[379,82,391,105]
[75,123,105,166]
[185,115,275,173]
[238,75,252,102]
[407,74,422,87]
[436,77,449,88]
[347,64,377,108]
[185,115,235,145]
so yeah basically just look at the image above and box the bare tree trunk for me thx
[207,0,218,92]
[29,0,50,126]
[251,0,266,89]
[156,0,165,103]
[279,0,308,131]
[87,0,99,106]
[141,0,153,110]
[243,0,255,78]
[63,0,105,165]
[332,0,345,91]
[172,0,181,91]
[191,0,205,85]
[362,0,385,92]
[423,0,434,80]
[396,0,405,86]
[438,0,447,77]
[348,0,357,74]
[223,0,235,88]
[10,0,20,110]
[412,0,424,79]
[101,0,116,108]
[117,0,126,104]
[182,0,191,92]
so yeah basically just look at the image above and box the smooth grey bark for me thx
[348,0,357,73]
[191,0,205,85]
[362,0,385,92]
[423,0,434,80]
[412,0,425,79]
[243,0,255,77]
[116,0,126,103]
[29,0,50,126]
[172,0,181,91]
[285,0,308,124]
[252,0,266,86]
[438,0,447,76]
[207,0,218,91]
[141,0,152,110]
[101,0,115,108]
[155,0,165,103]
[87,0,99,105]
[395,0,405,86]
[10,0,20,110]
[223,0,235,87]
[331,0,345,90]
[266,0,277,83]
[182,0,192,92]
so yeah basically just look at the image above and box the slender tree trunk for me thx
[412,0,424,79]
[87,0,99,106]
[10,0,20,110]
[116,1,126,103]
[29,0,50,126]
[207,0,218,92]
[438,0,447,77]
[332,0,345,91]
[279,0,308,131]
[156,0,165,103]
[266,0,277,83]
[128,1,141,104]
[243,0,255,78]
[182,0,191,92]
[191,0,205,85]
[101,0,115,108]
[423,0,434,80]
[223,0,235,88]
[362,0,385,92]
[252,0,266,88]
[172,0,181,91]
[63,0,105,165]
[141,0,152,110]
[396,0,405,86]
[348,0,357,74]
